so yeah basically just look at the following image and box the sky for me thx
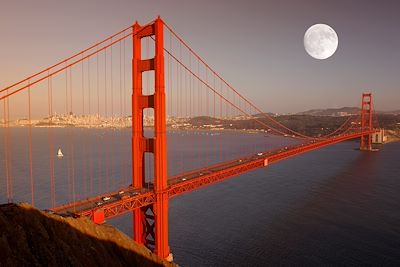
[0,0,399,113]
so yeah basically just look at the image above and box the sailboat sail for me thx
[57,148,64,158]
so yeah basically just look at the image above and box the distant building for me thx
[337,111,348,116]
[372,129,387,144]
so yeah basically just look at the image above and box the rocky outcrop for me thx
[0,203,176,267]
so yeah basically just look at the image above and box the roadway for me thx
[51,131,375,221]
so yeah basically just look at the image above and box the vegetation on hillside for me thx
[0,203,176,267]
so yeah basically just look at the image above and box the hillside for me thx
[188,113,400,137]
[297,107,360,116]
[297,107,400,116]
[0,203,177,267]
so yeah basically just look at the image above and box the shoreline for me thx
[3,124,399,143]
[385,134,400,143]
[1,124,267,134]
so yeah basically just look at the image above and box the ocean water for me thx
[1,128,399,266]
[111,132,400,266]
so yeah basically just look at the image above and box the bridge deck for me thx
[51,131,374,221]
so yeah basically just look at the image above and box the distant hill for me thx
[379,110,400,115]
[296,107,400,116]
[297,107,360,116]
[253,112,277,117]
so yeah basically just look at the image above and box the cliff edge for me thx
[0,203,176,267]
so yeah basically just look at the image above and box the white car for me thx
[182,178,187,181]
[102,196,111,201]
[257,152,263,156]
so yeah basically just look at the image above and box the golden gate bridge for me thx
[0,16,378,260]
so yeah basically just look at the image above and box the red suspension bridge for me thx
[0,17,378,260]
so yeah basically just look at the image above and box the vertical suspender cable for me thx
[88,57,93,195]
[65,68,71,202]
[97,49,102,194]
[28,81,34,206]
[2,98,7,202]
[70,67,76,209]
[48,74,56,207]
[119,40,123,187]
[123,36,127,185]
[111,40,115,189]
[7,91,12,202]
[82,56,87,197]
[105,48,109,190]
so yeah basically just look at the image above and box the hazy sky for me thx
[1,0,399,113]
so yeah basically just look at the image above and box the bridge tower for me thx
[132,17,171,260]
[360,93,373,151]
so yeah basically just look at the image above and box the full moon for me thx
[304,24,338,60]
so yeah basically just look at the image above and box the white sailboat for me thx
[57,148,64,158]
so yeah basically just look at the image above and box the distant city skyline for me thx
[1,0,399,113]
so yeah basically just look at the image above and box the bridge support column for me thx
[131,16,171,260]
[360,93,373,151]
